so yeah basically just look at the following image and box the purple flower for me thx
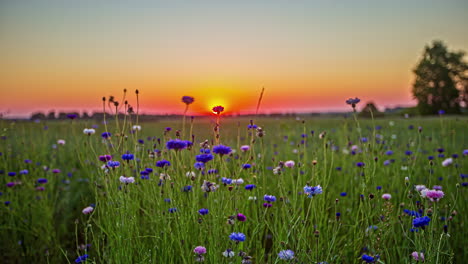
[212,105,224,114]
[182,96,195,105]
[99,155,112,162]
[356,162,365,168]
[193,246,206,254]
[236,213,246,222]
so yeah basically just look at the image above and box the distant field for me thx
[1,116,467,263]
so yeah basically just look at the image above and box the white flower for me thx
[159,173,170,181]
[83,128,96,135]
[222,249,235,258]
[389,121,395,126]
[391,134,397,139]
[414,185,426,192]
[232,178,244,185]
[420,188,429,198]
[248,196,257,201]
[57,139,66,145]
[132,125,141,131]
[273,167,282,175]
[342,149,350,155]
[441,158,453,167]
[186,171,196,178]
[401,166,408,171]
[292,149,298,154]
[119,176,135,184]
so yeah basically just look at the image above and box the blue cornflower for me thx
[356,162,365,168]
[194,162,205,170]
[340,192,347,197]
[183,185,192,192]
[121,153,134,161]
[207,169,218,174]
[264,195,277,202]
[413,216,431,228]
[361,137,368,143]
[213,145,232,156]
[200,148,211,154]
[196,154,214,163]
[361,254,375,263]
[107,161,120,168]
[198,208,209,215]
[168,208,177,213]
[403,209,421,217]
[19,169,29,175]
[156,160,171,168]
[385,150,393,155]
[145,168,153,173]
[278,249,295,260]
[221,177,232,184]
[101,132,111,139]
[37,178,48,184]
[245,184,256,190]
[8,172,16,177]
[304,185,323,198]
[166,139,188,151]
[405,150,413,156]
[242,164,252,169]
[229,232,246,242]
[75,254,89,263]
[345,97,360,107]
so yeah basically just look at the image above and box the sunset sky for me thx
[1,0,467,117]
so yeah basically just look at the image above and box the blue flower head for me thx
[264,195,277,202]
[229,232,246,242]
[196,154,214,163]
[156,160,171,168]
[213,145,232,156]
[304,185,323,198]
[278,249,295,260]
[166,139,188,151]
[413,216,431,228]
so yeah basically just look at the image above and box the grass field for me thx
[1,115,467,263]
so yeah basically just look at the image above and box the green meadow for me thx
[0,116,467,263]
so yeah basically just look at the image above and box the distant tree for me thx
[47,111,56,120]
[412,40,468,114]
[359,102,384,118]
[31,112,46,120]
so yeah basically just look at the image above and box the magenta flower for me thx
[193,246,206,254]
[237,213,247,222]
[382,193,392,200]
[82,206,94,215]
[411,251,425,261]
[425,189,445,202]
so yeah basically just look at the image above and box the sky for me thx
[1,0,467,117]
